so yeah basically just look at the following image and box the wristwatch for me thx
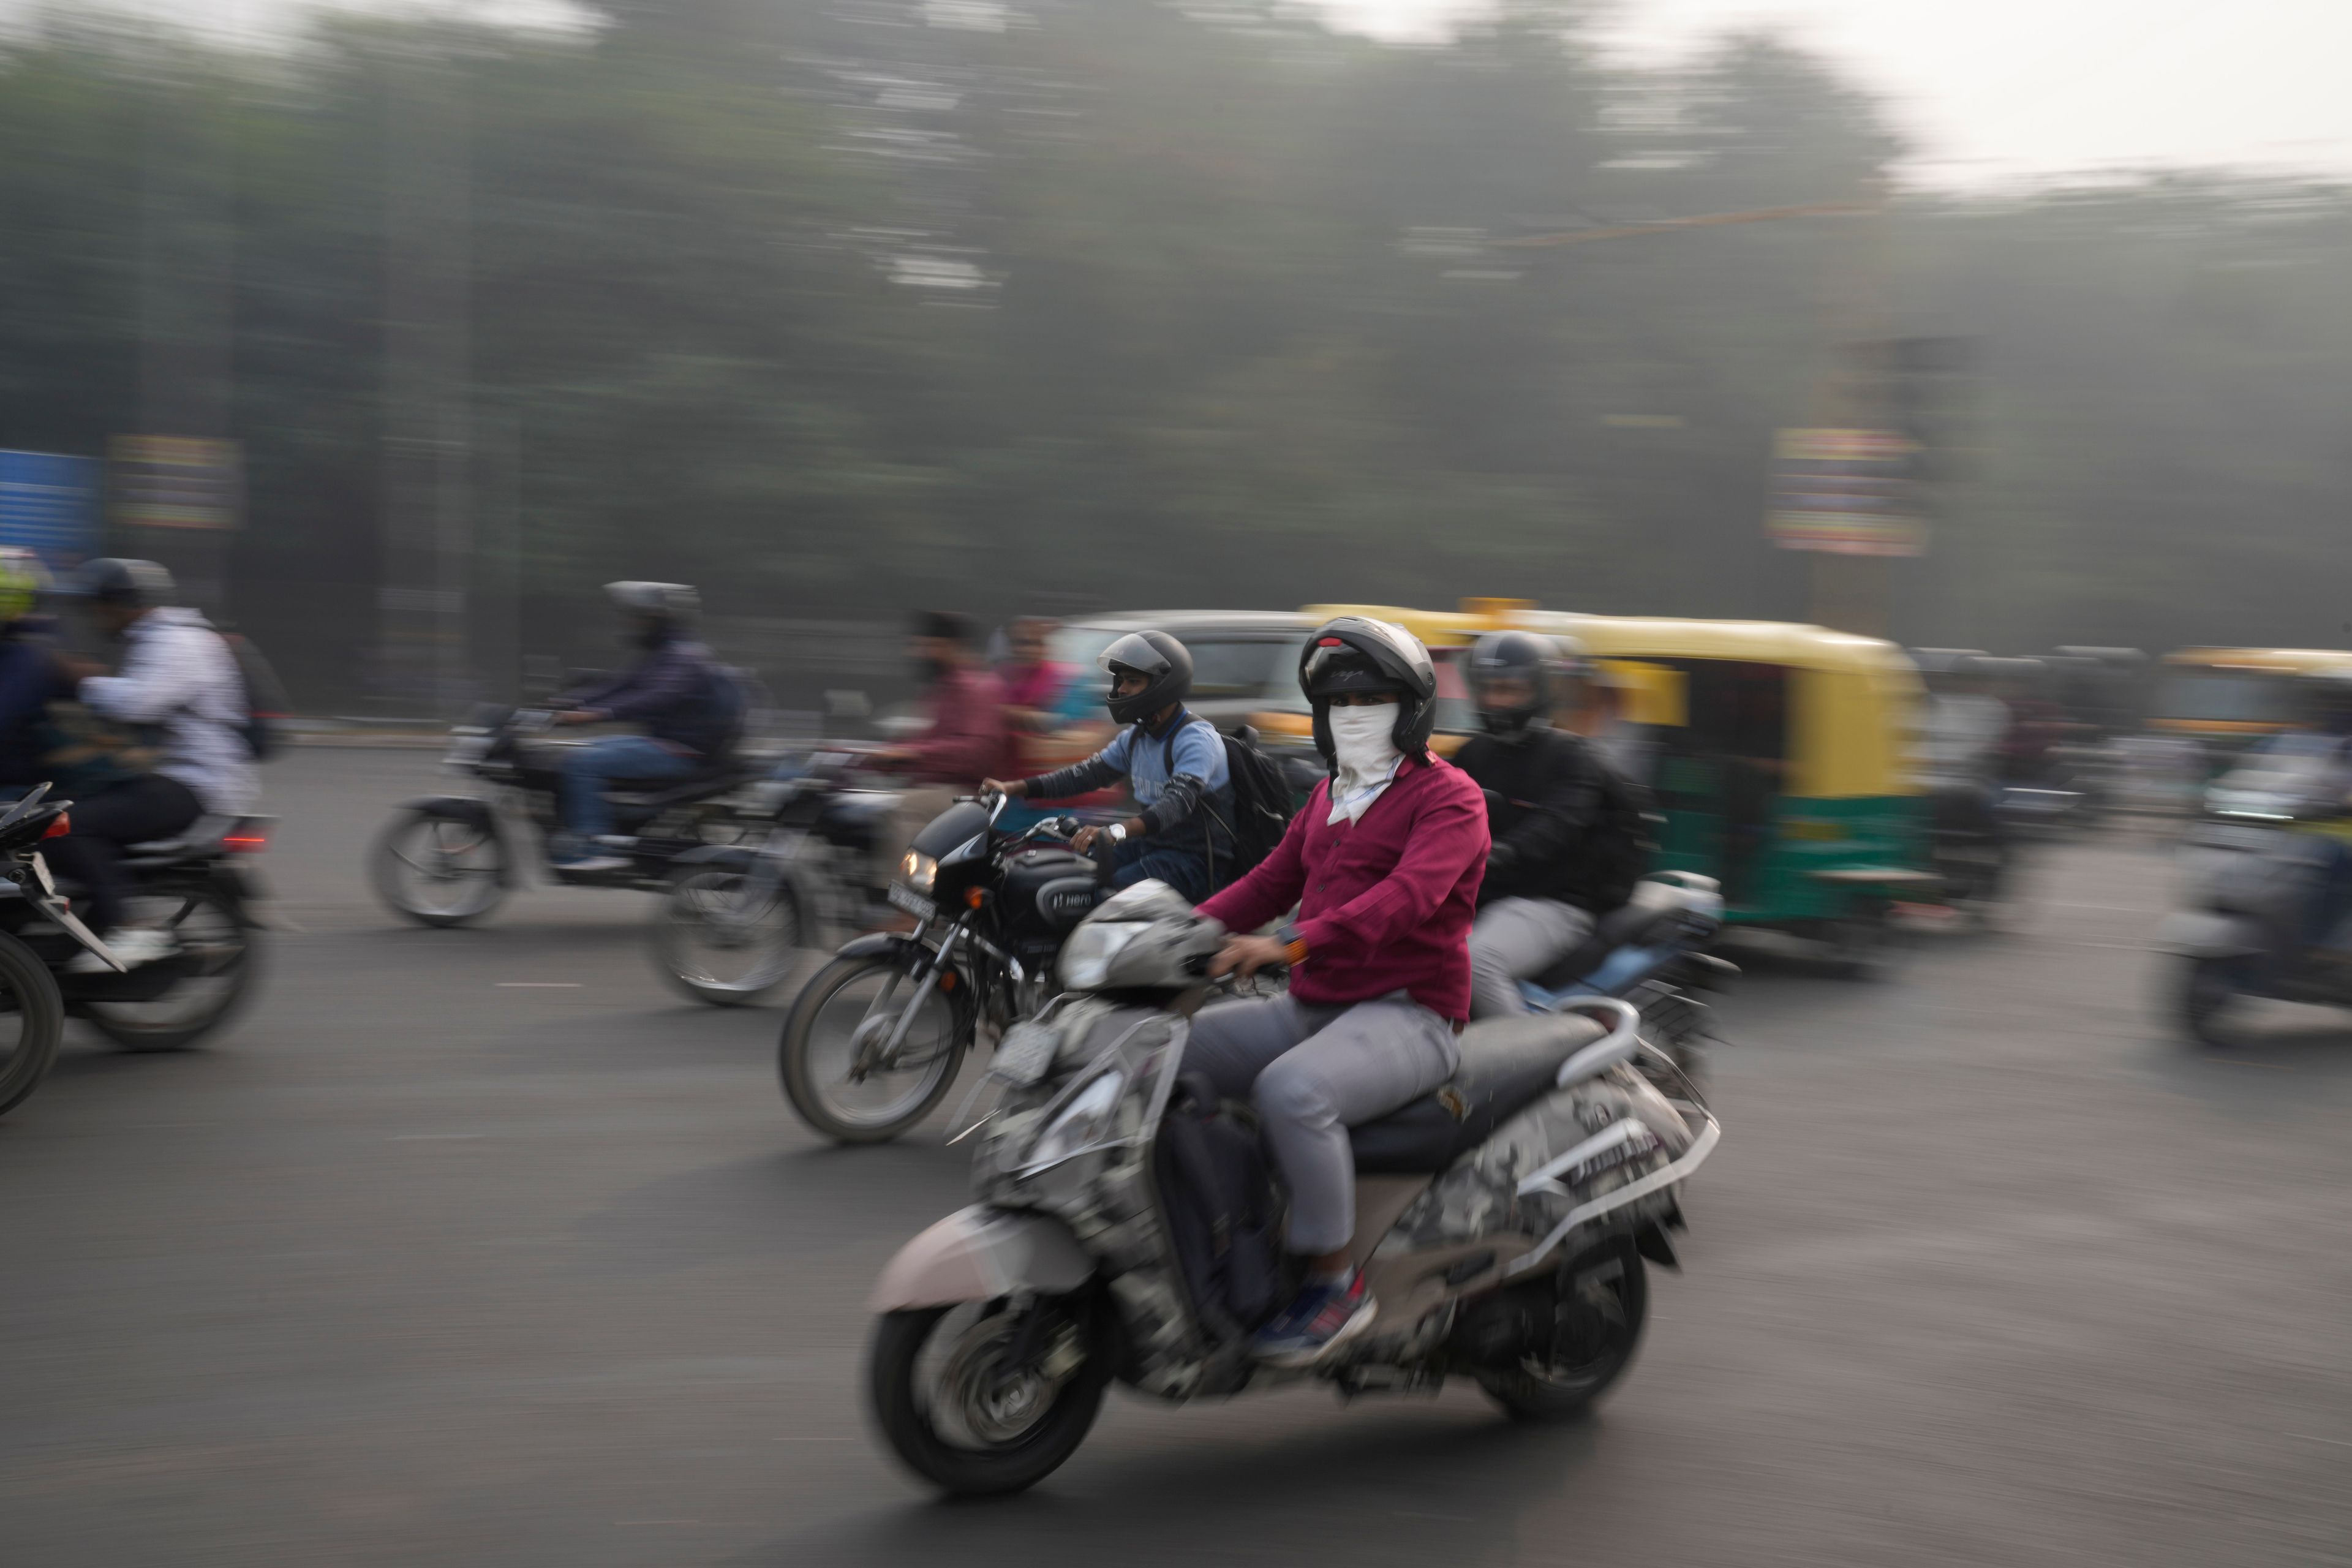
[1104,822,1128,846]
[1276,922,1308,967]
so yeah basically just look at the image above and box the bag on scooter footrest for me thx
[1155,1073,1284,1342]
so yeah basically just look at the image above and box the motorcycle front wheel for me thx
[2179,956,2239,1049]
[869,1296,1109,1496]
[777,948,970,1142]
[83,886,260,1052]
[1477,1238,1648,1422]
[651,867,803,1007]
[0,930,65,1117]
[371,808,507,928]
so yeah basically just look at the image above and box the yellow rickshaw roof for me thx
[1302,603,1915,673]
[2162,647,2352,676]
[1507,611,1915,675]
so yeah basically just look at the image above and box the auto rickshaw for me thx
[1256,601,1932,973]
[2149,647,2352,756]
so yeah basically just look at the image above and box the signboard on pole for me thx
[0,450,100,572]
[110,435,243,532]
[1766,428,1926,557]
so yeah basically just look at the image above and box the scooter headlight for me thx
[1020,1069,1126,1174]
[898,850,938,895]
[1057,921,1144,991]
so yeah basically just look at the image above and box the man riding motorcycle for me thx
[982,629,1233,901]
[51,559,256,970]
[870,610,1015,898]
[548,582,732,873]
[1453,630,1635,1019]
[1186,617,1489,1367]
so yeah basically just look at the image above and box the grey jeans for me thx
[1182,993,1460,1256]
[1468,896,1596,1019]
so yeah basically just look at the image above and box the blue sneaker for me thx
[1252,1270,1377,1368]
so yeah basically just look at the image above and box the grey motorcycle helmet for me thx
[1057,880,1226,992]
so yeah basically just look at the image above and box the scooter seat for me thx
[1349,1011,1608,1175]
[124,815,243,860]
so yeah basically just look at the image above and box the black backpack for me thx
[222,632,290,762]
[1155,717,1296,884]
[1154,1073,1284,1342]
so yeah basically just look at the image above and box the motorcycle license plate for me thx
[888,884,937,922]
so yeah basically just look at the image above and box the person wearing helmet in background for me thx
[50,558,254,970]
[981,630,1232,901]
[547,582,731,873]
[1182,617,1489,1367]
[1453,630,1628,1019]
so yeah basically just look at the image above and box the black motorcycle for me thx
[777,793,1104,1142]
[649,749,902,1007]
[371,705,758,927]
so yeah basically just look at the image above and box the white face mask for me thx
[1327,699,1403,821]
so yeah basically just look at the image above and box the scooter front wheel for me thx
[869,1298,1109,1496]
[2179,956,2239,1049]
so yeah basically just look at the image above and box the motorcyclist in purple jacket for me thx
[548,582,733,870]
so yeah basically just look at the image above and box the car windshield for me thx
[2157,670,2299,726]
[1045,626,1303,714]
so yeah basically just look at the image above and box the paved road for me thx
[6,751,2350,1566]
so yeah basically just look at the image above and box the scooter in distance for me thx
[864,880,1719,1496]
[1514,871,1732,1101]
[2160,742,2352,1046]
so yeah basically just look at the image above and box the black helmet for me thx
[75,557,176,609]
[1099,630,1193,726]
[1298,616,1438,767]
[1468,629,1579,740]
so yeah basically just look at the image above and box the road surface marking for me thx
[497,982,581,987]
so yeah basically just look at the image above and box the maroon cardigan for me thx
[1199,754,1490,1021]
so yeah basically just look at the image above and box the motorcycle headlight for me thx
[899,850,937,894]
[1058,921,1144,991]
[1020,1069,1126,1174]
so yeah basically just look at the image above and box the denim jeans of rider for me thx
[558,734,695,853]
[1180,992,1460,1256]
[1110,835,1223,904]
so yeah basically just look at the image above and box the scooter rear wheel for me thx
[869,1298,1109,1496]
[1477,1238,1648,1422]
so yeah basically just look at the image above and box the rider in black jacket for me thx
[1453,630,1624,1018]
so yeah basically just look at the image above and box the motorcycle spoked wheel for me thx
[0,931,65,1117]
[869,1295,1109,1497]
[1476,1238,1649,1422]
[651,867,804,1007]
[777,948,973,1143]
[371,808,507,928]
[81,886,262,1052]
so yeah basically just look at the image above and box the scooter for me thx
[2158,746,2352,1045]
[864,880,1719,1496]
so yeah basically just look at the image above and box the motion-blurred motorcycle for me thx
[776,792,1106,1142]
[370,704,758,927]
[2160,739,2352,1046]
[864,881,1719,1496]
[648,748,900,1007]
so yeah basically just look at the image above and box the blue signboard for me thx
[0,450,99,572]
